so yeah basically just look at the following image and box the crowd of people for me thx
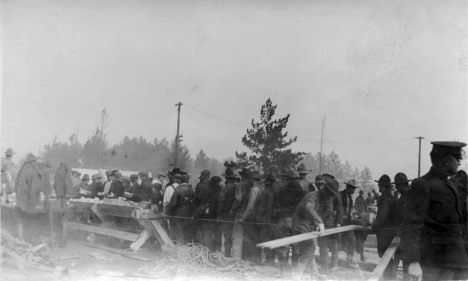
[1,140,467,280]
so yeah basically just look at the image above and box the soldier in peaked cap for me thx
[297,163,315,193]
[400,141,468,281]
[371,174,399,279]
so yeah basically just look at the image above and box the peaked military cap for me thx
[430,141,466,160]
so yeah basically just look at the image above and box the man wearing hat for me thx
[393,172,412,281]
[257,172,277,265]
[400,141,468,281]
[218,167,238,257]
[371,174,399,279]
[231,167,254,259]
[76,174,91,197]
[315,174,326,190]
[354,190,367,218]
[108,172,125,198]
[126,172,152,202]
[297,163,315,193]
[275,171,307,275]
[165,173,194,245]
[239,171,264,263]
[15,153,46,211]
[2,148,16,194]
[340,179,366,267]
[192,169,212,244]
[316,178,343,274]
[98,170,113,197]
[291,178,326,280]
[88,174,103,198]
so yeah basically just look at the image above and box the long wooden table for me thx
[67,201,173,251]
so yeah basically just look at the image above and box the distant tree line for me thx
[40,103,374,189]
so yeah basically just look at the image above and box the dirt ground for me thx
[1,213,394,281]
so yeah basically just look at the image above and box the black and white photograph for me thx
[1,0,467,280]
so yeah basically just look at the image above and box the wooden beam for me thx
[368,236,400,281]
[257,225,364,249]
[68,222,139,241]
[82,242,152,262]
[129,229,152,251]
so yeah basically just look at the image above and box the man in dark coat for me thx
[392,172,412,281]
[257,172,277,265]
[340,179,367,266]
[192,169,213,247]
[371,174,399,280]
[316,178,342,274]
[125,172,152,202]
[217,167,238,257]
[275,171,307,275]
[231,168,253,259]
[239,171,263,263]
[297,163,315,193]
[108,172,125,198]
[400,141,468,281]
[165,174,194,244]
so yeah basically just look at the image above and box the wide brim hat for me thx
[375,174,392,187]
[287,171,301,179]
[198,169,211,179]
[392,172,412,185]
[344,179,359,189]
[5,148,15,155]
[168,167,187,176]
[222,167,236,178]
[238,168,251,176]
[297,163,312,174]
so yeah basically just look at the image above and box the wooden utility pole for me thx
[319,116,326,174]
[174,102,183,167]
[415,136,424,178]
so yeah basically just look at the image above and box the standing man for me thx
[297,163,315,193]
[354,190,367,218]
[400,142,468,281]
[393,172,412,281]
[231,168,253,259]
[257,172,277,265]
[340,179,367,266]
[291,181,325,280]
[218,167,238,257]
[239,171,263,263]
[275,171,307,275]
[371,174,399,280]
[365,192,375,209]
[316,178,343,274]
[192,169,212,245]
[1,148,16,194]
[165,173,194,245]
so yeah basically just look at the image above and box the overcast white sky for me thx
[2,0,467,179]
